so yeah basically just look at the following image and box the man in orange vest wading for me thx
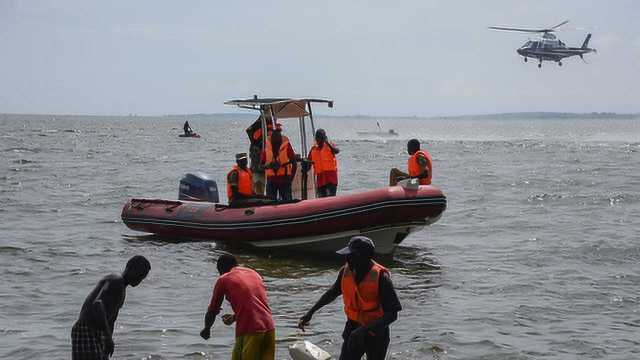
[298,237,402,360]
[227,153,255,207]
[261,124,298,201]
[307,128,340,197]
[389,138,433,186]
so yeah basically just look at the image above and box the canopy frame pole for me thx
[307,102,316,135]
[266,105,277,150]
[299,115,309,200]
[259,108,268,151]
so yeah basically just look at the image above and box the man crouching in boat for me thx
[298,237,402,360]
[201,252,276,360]
[72,256,150,360]
[227,153,255,207]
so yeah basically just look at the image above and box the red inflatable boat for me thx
[121,184,445,254]
[122,97,446,255]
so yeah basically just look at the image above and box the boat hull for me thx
[121,186,446,254]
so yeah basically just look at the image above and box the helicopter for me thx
[489,20,596,68]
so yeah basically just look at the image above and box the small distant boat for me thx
[356,129,399,137]
[179,132,201,138]
[356,121,398,137]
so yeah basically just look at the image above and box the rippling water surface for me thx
[1,113,639,359]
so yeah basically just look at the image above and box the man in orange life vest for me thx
[389,138,433,186]
[307,128,340,197]
[246,115,274,195]
[298,237,402,360]
[226,153,255,207]
[261,124,298,201]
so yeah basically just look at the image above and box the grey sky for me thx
[1,0,638,116]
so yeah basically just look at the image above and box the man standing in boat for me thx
[261,124,297,201]
[389,139,432,186]
[227,153,255,207]
[246,114,274,195]
[307,128,340,197]
[201,252,276,360]
[72,255,151,360]
[298,237,402,360]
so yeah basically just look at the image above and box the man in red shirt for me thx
[200,253,275,360]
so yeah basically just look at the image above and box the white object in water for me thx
[289,340,332,360]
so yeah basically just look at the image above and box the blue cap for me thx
[336,236,375,256]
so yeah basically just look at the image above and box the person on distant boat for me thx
[307,128,340,197]
[200,252,276,360]
[227,153,255,207]
[246,114,274,195]
[261,124,298,201]
[72,256,151,360]
[389,138,432,186]
[183,121,193,136]
[298,237,401,360]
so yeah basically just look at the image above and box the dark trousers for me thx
[316,183,337,198]
[266,181,292,201]
[339,321,390,360]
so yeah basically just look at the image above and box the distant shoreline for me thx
[1,111,638,120]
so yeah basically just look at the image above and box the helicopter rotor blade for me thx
[550,20,570,30]
[488,26,548,33]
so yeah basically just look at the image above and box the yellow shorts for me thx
[232,329,275,360]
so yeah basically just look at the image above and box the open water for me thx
[1,113,639,359]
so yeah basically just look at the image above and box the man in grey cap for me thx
[298,236,402,360]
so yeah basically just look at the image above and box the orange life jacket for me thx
[310,142,338,174]
[251,121,274,142]
[341,261,388,326]
[265,136,293,178]
[226,165,253,201]
[408,150,432,185]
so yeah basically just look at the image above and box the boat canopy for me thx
[224,97,333,119]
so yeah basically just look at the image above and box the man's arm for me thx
[326,141,340,154]
[414,154,430,179]
[298,269,343,330]
[287,144,298,178]
[227,170,239,198]
[92,279,120,356]
[201,280,224,340]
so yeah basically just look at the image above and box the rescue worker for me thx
[261,124,298,201]
[246,114,274,195]
[389,138,433,186]
[307,128,339,197]
[201,252,276,360]
[298,237,401,360]
[226,153,255,207]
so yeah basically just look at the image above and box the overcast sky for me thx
[1,0,638,116]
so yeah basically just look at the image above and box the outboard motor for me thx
[178,173,219,203]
